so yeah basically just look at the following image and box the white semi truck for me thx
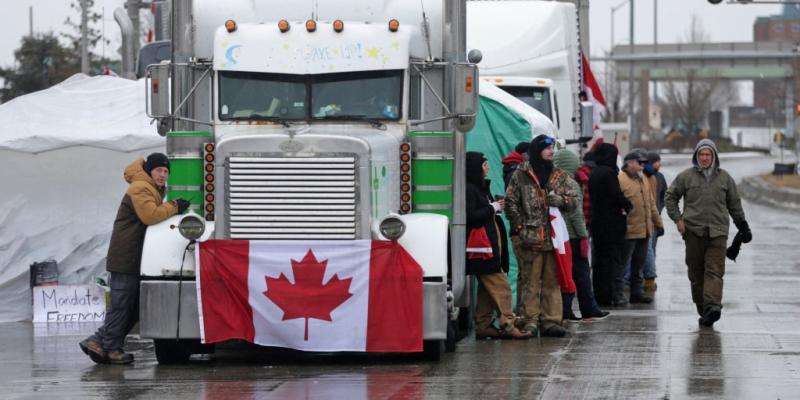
[139,0,479,363]
[467,1,592,142]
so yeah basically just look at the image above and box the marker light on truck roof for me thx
[306,20,317,32]
[225,20,237,33]
[388,19,399,32]
[333,20,344,33]
[278,20,290,32]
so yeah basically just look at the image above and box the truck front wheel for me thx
[421,339,444,361]
[154,339,196,364]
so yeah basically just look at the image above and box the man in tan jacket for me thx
[80,153,190,364]
[618,150,663,304]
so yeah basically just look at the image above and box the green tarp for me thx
[466,96,533,302]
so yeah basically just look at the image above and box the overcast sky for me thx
[0,1,785,68]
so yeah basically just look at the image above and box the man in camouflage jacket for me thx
[505,135,579,337]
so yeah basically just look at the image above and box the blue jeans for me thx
[624,232,658,283]
[643,233,658,280]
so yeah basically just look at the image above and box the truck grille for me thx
[227,156,357,240]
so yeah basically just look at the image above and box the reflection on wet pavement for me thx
[1,154,799,399]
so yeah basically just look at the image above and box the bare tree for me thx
[661,15,735,135]
[599,54,633,123]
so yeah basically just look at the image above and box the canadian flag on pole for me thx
[550,207,576,294]
[196,240,423,352]
[581,51,607,137]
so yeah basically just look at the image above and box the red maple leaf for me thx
[263,249,353,341]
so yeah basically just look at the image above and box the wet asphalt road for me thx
[1,153,799,399]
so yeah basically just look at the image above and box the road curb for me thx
[740,175,800,210]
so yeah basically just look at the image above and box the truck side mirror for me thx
[580,101,594,138]
[146,63,171,119]
[451,63,479,131]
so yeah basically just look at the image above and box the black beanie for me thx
[144,153,170,174]
[514,141,530,154]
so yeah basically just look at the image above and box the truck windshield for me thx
[219,72,307,120]
[218,70,403,122]
[311,70,402,121]
[501,86,553,122]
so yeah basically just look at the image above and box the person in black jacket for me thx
[466,151,532,339]
[588,143,633,306]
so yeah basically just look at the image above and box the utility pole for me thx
[629,0,636,144]
[29,6,33,37]
[653,0,658,102]
[80,0,89,74]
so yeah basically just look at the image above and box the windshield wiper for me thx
[317,115,386,129]
[228,115,296,127]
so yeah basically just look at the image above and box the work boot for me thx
[542,324,567,338]
[106,349,134,365]
[501,326,534,340]
[516,320,539,338]
[629,292,653,304]
[643,279,657,292]
[79,337,106,364]
[699,304,722,327]
[611,293,628,306]
[475,326,501,340]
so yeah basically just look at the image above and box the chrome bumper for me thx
[139,280,448,341]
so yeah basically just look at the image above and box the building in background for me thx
[753,7,800,120]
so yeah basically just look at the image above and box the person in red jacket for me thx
[501,142,530,188]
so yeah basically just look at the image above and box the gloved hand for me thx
[547,191,563,207]
[656,226,665,237]
[579,238,590,259]
[175,198,191,214]
[735,220,752,243]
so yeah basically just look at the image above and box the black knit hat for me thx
[514,141,530,154]
[646,151,661,163]
[144,153,170,174]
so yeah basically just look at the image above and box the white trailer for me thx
[467,1,586,142]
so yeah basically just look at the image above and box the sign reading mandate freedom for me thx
[33,285,106,323]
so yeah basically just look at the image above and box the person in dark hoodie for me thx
[588,143,633,306]
[502,141,530,188]
[665,139,751,327]
[466,151,533,339]
[505,135,578,338]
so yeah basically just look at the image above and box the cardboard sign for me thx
[32,285,106,323]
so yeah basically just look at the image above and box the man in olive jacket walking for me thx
[665,139,751,327]
[80,154,190,364]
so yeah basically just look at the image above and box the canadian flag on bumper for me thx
[196,240,423,352]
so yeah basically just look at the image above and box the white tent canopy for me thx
[0,74,164,322]
[0,74,163,153]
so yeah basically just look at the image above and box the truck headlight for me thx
[379,216,405,241]
[178,214,205,241]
